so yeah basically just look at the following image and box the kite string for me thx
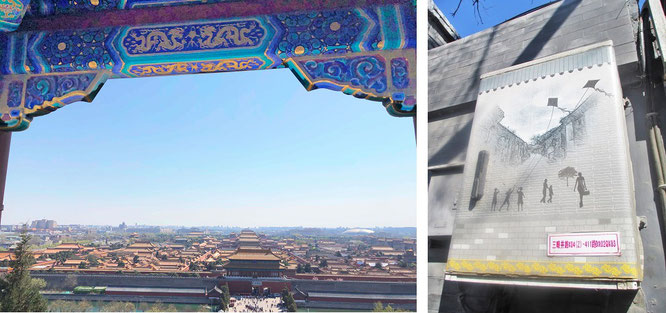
[514,88,593,188]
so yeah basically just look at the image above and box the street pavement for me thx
[227,296,284,312]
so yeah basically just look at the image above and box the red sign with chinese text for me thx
[547,232,621,256]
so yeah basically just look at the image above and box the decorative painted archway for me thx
[0,0,416,131]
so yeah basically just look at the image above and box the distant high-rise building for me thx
[45,220,57,229]
[30,219,57,230]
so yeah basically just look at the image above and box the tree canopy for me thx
[281,288,297,312]
[0,232,48,312]
[217,285,231,311]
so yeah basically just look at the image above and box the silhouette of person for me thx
[540,179,548,203]
[573,172,587,208]
[517,187,525,211]
[548,185,554,203]
[499,188,513,211]
[491,188,499,211]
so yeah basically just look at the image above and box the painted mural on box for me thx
[446,43,642,281]
[0,0,416,130]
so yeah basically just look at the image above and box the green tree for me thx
[189,262,202,271]
[375,262,383,269]
[304,263,312,273]
[78,261,88,269]
[109,243,124,250]
[0,232,48,312]
[222,285,231,311]
[133,255,140,264]
[280,288,297,312]
[335,251,342,257]
[216,284,231,311]
[319,259,328,268]
[86,255,99,267]
[51,251,74,264]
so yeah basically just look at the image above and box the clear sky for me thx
[3,69,415,228]
[435,0,646,37]
[434,0,554,37]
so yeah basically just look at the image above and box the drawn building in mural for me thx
[428,0,666,312]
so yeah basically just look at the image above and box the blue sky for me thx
[4,69,415,227]
[434,0,554,37]
[435,0,647,37]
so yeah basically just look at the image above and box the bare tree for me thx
[451,0,484,23]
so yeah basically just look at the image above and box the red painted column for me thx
[0,132,11,226]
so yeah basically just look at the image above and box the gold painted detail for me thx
[127,58,265,77]
[124,20,264,55]
[447,259,639,279]
[198,25,255,48]
[128,29,185,53]
[90,0,99,5]
[294,46,305,55]
[330,22,341,31]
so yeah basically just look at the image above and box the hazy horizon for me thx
[5,222,416,229]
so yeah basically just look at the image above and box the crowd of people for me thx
[226,296,284,312]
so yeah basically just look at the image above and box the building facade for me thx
[429,0,666,312]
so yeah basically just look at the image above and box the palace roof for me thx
[227,248,281,261]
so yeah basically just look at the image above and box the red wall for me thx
[292,274,415,282]
[306,296,415,304]
[221,280,292,295]
[261,281,291,293]
[223,281,253,295]
[105,290,205,297]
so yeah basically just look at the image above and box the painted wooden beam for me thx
[0,0,416,130]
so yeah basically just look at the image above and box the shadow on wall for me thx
[429,0,583,172]
[512,0,582,65]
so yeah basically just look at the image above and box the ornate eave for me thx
[0,0,416,131]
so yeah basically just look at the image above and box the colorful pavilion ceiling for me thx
[0,0,415,130]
